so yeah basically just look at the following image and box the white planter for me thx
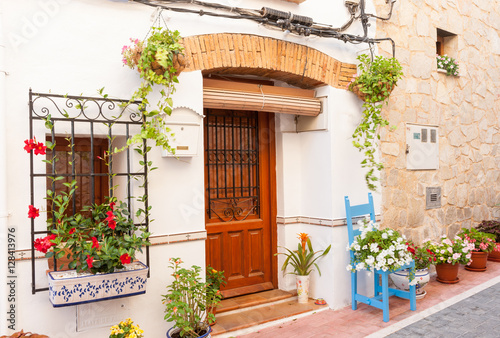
[296,275,310,303]
[389,268,430,299]
[48,261,148,307]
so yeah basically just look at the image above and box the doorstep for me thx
[211,290,329,337]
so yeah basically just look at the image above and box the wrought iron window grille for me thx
[28,89,150,294]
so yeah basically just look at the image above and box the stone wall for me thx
[373,0,500,242]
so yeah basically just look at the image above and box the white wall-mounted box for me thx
[406,123,439,170]
[162,107,204,157]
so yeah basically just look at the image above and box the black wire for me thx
[132,0,396,56]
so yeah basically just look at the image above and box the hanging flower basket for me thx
[48,261,148,307]
[349,81,395,102]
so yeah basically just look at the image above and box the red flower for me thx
[33,234,57,254]
[28,205,40,219]
[120,253,131,265]
[86,255,94,268]
[91,237,99,249]
[110,201,116,210]
[105,211,116,229]
[33,141,47,155]
[69,228,76,235]
[24,139,36,153]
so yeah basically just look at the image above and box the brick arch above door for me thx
[181,33,356,90]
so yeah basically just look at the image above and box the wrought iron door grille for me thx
[28,90,150,294]
[205,110,260,222]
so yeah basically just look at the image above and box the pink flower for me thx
[452,253,461,260]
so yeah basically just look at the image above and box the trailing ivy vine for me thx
[348,54,403,191]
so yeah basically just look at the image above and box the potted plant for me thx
[121,27,186,153]
[163,258,221,338]
[276,233,331,303]
[457,227,497,271]
[436,54,459,76]
[27,136,151,307]
[477,220,500,262]
[424,236,474,284]
[109,318,144,338]
[389,241,436,299]
[347,54,403,191]
[205,266,227,326]
[346,220,414,275]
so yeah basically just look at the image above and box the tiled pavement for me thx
[239,262,500,337]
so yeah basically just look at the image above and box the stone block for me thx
[445,207,457,225]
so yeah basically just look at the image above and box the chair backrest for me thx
[344,193,376,247]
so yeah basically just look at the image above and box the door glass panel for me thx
[205,110,260,222]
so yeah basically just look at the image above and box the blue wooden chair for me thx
[345,193,416,322]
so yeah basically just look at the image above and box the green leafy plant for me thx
[206,266,226,306]
[348,54,403,191]
[457,228,496,253]
[29,119,151,274]
[424,236,473,265]
[406,240,436,270]
[347,220,413,275]
[276,233,331,276]
[436,54,459,76]
[121,27,186,153]
[109,318,144,338]
[162,258,217,338]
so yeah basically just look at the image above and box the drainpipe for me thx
[0,2,9,333]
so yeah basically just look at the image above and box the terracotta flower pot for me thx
[488,244,500,262]
[465,251,488,271]
[435,263,460,284]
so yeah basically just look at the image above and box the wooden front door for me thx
[205,109,276,297]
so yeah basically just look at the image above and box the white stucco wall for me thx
[0,0,381,335]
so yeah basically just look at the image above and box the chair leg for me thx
[351,271,358,310]
[409,284,417,311]
[374,272,381,296]
[381,273,390,322]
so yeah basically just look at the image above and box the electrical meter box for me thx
[162,107,203,157]
[406,123,439,170]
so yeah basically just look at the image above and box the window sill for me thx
[437,69,461,77]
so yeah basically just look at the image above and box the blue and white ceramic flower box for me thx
[48,261,148,307]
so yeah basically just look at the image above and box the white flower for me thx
[382,233,388,239]
[370,243,379,253]
[362,245,368,250]
[356,262,365,271]
[387,258,394,265]
[354,244,361,251]
[346,264,353,271]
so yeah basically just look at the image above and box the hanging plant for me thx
[347,54,403,191]
[121,27,187,153]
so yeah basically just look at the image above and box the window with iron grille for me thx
[28,90,150,294]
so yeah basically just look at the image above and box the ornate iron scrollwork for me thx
[209,197,258,222]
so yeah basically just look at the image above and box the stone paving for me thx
[387,282,500,338]
[239,262,500,338]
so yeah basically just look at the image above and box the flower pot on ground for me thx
[477,220,500,262]
[458,228,496,271]
[466,251,488,271]
[163,258,223,338]
[276,233,331,303]
[425,235,474,283]
[167,326,211,338]
[49,261,148,307]
[389,268,430,299]
[435,263,460,284]
[296,275,310,303]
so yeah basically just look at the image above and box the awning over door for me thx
[203,79,321,116]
